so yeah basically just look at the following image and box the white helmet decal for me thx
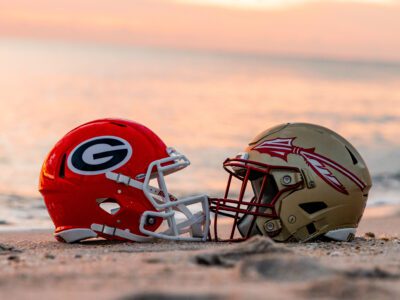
[67,136,132,175]
[253,137,366,194]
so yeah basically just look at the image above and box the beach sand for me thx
[0,205,399,300]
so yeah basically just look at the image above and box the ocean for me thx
[0,38,399,229]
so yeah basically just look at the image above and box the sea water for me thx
[0,38,399,228]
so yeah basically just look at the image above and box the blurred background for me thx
[0,0,399,229]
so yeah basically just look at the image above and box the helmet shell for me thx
[39,118,168,240]
[246,123,372,241]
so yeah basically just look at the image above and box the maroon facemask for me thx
[209,157,303,242]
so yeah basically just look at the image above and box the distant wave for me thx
[373,173,400,186]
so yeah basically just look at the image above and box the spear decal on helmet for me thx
[252,138,366,195]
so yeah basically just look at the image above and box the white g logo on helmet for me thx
[67,136,132,175]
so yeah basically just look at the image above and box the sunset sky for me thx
[0,0,399,61]
[179,0,396,9]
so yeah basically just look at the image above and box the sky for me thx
[0,0,399,61]
[178,0,396,9]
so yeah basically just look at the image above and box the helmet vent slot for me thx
[59,154,66,178]
[299,202,327,214]
[306,223,316,235]
[345,146,358,165]
[97,198,121,215]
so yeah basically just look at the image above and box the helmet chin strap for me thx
[237,214,260,237]
[105,171,208,241]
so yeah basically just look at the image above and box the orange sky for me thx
[0,0,399,61]
[179,0,396,9]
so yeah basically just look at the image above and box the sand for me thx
[0,205,399,300]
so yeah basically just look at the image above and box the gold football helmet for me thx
[209,123,372,242]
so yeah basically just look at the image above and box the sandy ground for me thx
[0,206,400,300]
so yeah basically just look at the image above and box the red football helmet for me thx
[39,118,209,243]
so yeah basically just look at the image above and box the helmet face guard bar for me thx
[106,147,210,242]
[209,158,302,242]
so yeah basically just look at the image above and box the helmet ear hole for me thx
[97,198,121,215]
